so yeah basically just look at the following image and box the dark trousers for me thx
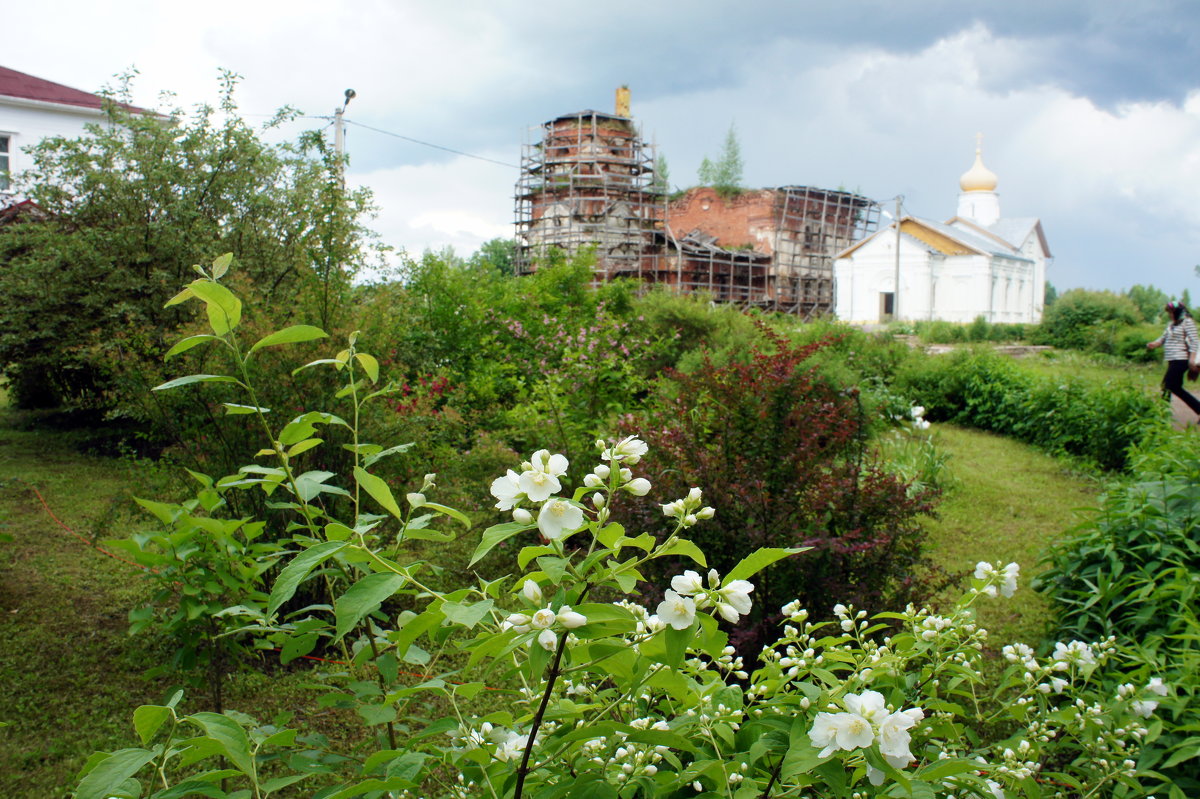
[1164,359,1200,415]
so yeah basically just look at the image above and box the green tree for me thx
[651,153,670,195]
[1125,283,1168,322]
[0,72,376,410]
[696,123,744,196]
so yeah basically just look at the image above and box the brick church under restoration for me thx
[513,90,881,318]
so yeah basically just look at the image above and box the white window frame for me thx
[0,132,12,193]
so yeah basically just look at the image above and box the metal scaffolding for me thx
[514,110,664,281]
[513,110,880,316]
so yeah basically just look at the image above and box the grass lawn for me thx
[923,423,1103,647]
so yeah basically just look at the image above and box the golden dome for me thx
[960,136,998,192]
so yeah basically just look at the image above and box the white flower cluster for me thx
[490,438,656,540]
[808,690,924,782]
[660,487,715,528]
[1123,677,1169,718]
[580,718,670,783]
[910,404,931,431]
[656,569,753,629]
[973,561,1019,598]
[501,579,588,650]
[451,721,532,763]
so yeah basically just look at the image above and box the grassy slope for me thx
[923,423,1102,647]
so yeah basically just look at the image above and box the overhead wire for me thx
[342,118,518,169]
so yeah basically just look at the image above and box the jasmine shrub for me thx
[77,261,1172,799]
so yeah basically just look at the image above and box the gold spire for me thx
[960,132,998,192]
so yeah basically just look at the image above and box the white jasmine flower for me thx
[602,436,648,464]
[671,570,705,595]
[556,606,588,629]
[537,628,558,651]
[519,469,561,503]
[809,711,873,757]
[531,608,557,629]
[1147,677,1169,697]
[656,590,697,630]
[530,449,569,476]
[490,470,524,510]
[844,691,888,723]
[537,499,584,540]
[878,709,920,767]
[505,613,531,633]
[986,779,1005,799]
[522,579,542,604]
[494,730,526,762]
[911,405,925,419]
[1000,562,1020,597]
[718,579,754,617]
[974,562,996,580]
[1132,699,1158,718]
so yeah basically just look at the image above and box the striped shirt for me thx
[1153,317,1200,361]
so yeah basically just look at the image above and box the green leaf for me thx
[423,502,472,529]
[362,442,414,469]
[470,521,531,566]
[355,352,380,382]
[164,286,195,307]
[152,374,242,392]
[354,466,404,519]
[358,702,397,726]
[725,547,808,583]
[248,325,329,356]
[75,748,158,799]
[663,623,694,668]
[334,572,407,641]
[223,403,270,416]
[133,705,171,746]
[287,438,323,457]
[441,599,494,629]
[659,537,707,566]
[267,541,348,617]
[189,279,243,335]
[262,774,310,795]
[188,712,254,776]
[211,252,233,279]
[164,334,220,360]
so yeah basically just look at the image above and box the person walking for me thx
[1147,300,1200,417]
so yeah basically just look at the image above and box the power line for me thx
[342,119,518,169]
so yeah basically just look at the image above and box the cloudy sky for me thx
[8,1,1200,293]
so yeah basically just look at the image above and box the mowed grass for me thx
[922,423,1103,647]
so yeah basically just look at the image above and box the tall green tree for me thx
[697,123,744,197]
[0,72,377,410]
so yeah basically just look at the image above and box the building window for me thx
[0,134,10,191]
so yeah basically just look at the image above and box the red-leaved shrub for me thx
[624,329,940,651]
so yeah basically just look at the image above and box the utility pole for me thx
[893,195,903,322]
[334,88,356,187]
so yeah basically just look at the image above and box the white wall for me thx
[835,233,1042,324]
[0,98,107,196]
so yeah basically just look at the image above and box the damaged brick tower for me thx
[514,89,881,317]
[513,87,664,281]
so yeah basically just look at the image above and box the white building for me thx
[0,65,123,197]
[834,142,1051,324]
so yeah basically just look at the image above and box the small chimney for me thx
[615,85,631,117]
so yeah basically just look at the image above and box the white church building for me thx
[834,142,1050,324]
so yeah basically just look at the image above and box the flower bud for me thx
[591,492,606,509]
[537,628,558,651]
[594,464,610,479]
[583,473,603,488]
[696,506,715,519]
[406,492,426,508]
[531,608,556,629]
[522,579,542,604]
[624,478,651,496]
[513,508,533,524]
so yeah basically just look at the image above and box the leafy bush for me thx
[1031,288,1140,352]
[1037,428,1200,791]
[625,329,940,650]
[895,349,1164,471]
[75,266,1183,799]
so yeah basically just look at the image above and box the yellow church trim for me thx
[900,219,976,255]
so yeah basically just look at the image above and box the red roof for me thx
[0,65,116,111]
